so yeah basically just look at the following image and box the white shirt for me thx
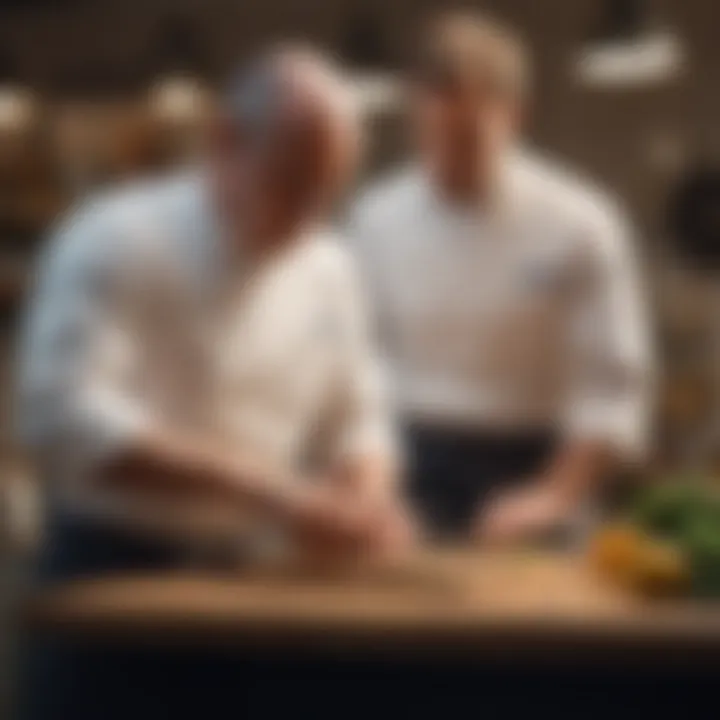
[349,150,653,459]
[17,172,394,533]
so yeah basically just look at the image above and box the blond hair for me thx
[412,10,529,100]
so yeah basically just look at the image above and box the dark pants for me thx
[405,424,556,540]
[33,510,187,583]
[19,512,252,720]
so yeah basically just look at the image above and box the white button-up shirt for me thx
[349,150,653,459]
[17,172,394,532]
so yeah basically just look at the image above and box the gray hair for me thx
[225,53,286,147]
[224,45,358,150]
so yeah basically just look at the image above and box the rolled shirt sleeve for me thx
[325,251,399,470]
[16,204,152,483]
[563,205,654,462]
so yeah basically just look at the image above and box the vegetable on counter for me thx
[590,477,720,598]
[589,524,688,597]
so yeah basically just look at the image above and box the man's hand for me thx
[287,486,388,560]
[288,484,417,562]
[475,440,607,546]
[369,495,419,557]
[473,481,574,546]
[325,454,419,558]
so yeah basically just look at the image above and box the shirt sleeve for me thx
[324,253,400,471]
[15,205,152,482]
[562,206,654,462]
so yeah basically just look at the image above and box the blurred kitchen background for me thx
[1,0,720,710]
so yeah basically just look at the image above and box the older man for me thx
[350,12,653,543]
[18,48,408,719]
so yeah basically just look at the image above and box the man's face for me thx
[414,82,520,198]
[210,105,360,246]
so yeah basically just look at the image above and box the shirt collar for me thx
[419,145,525,226]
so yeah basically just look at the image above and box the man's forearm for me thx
[543,439,610,502]
[98,428,301,521]
[330,452,398,502]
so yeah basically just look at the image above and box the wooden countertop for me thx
[24,550,720,659]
